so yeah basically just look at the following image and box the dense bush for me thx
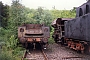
[0,51,15,60]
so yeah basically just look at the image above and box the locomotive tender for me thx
[52,0,90,54]
[18,24,50,49]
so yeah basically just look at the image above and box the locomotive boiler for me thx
[18,24,50,49]
[52,0,90,54]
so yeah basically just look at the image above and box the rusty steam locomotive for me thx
[52,1,90,54]
[18,24,50,49]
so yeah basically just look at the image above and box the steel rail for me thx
[21,49,48,60]
[41,49,48,60]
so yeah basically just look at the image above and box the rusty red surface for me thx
[51,18,73,25]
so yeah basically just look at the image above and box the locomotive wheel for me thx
[84,44,90,55]
[61,38,64,45]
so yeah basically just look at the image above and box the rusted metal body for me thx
[51,1,90,54]
[64,14,90,54]
[18,24,50,49]
[51,18,72,43]
[64,1,90,54]
[65,14,90,41]
[65,0,90,42]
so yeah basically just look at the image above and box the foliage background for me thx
[0,0,76,60]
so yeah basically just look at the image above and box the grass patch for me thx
[48,37,55,44]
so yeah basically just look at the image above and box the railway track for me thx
[22,49,48,60]
[21,43,90,60]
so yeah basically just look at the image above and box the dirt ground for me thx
[44,43,90,60]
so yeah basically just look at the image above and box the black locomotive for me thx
[52,0,90,54]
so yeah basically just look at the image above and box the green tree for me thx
[24,8,37,24]
[0,2,9,28]
[32,7,53,25]
[8,0,26,37]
